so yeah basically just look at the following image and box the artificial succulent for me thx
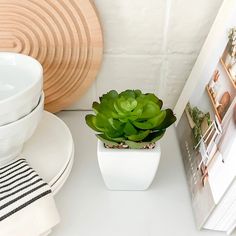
[85,89,176,149]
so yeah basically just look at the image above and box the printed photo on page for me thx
[175,0,236,230]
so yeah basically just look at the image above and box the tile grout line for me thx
[158,0,172,99]
[162,0,172,53]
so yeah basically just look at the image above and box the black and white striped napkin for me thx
[0,158,60,236]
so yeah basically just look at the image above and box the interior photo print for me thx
[175,0,236,233]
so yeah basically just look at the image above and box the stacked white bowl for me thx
[0,52,44,165]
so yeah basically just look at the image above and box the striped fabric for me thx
[0,158,52,222]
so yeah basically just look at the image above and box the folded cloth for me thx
[0,158,60,236]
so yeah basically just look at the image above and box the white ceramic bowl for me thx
[0,52,43,126]
[0,92,44,165]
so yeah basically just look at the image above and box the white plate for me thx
[52,146,74,195]
[22,111,74,187]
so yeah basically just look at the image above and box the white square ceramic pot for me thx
[97,140,161,191]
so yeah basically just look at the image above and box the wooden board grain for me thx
[0,0,103,112]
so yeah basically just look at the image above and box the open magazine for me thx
[174,0,236,232]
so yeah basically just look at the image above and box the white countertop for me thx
[51,111,235,236]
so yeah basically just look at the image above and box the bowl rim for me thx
[0,92,44,130]
[0,52,43,105]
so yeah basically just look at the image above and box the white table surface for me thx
[50,111,235,236]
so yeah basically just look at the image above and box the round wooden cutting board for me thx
[0,0,103,112]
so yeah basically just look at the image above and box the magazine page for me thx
[175,0,236,229]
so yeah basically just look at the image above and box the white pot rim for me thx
[97,139,160,153]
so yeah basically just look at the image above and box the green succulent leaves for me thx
[85,90,176,148]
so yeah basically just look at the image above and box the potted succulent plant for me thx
[85,89,176,190]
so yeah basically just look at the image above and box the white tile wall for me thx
[96,55,162,96]
[67,0,223,110]
[95,0,166,55]
[162,54,198,107]
[166,0,223,54]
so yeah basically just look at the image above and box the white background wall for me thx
[68,0,223,110]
